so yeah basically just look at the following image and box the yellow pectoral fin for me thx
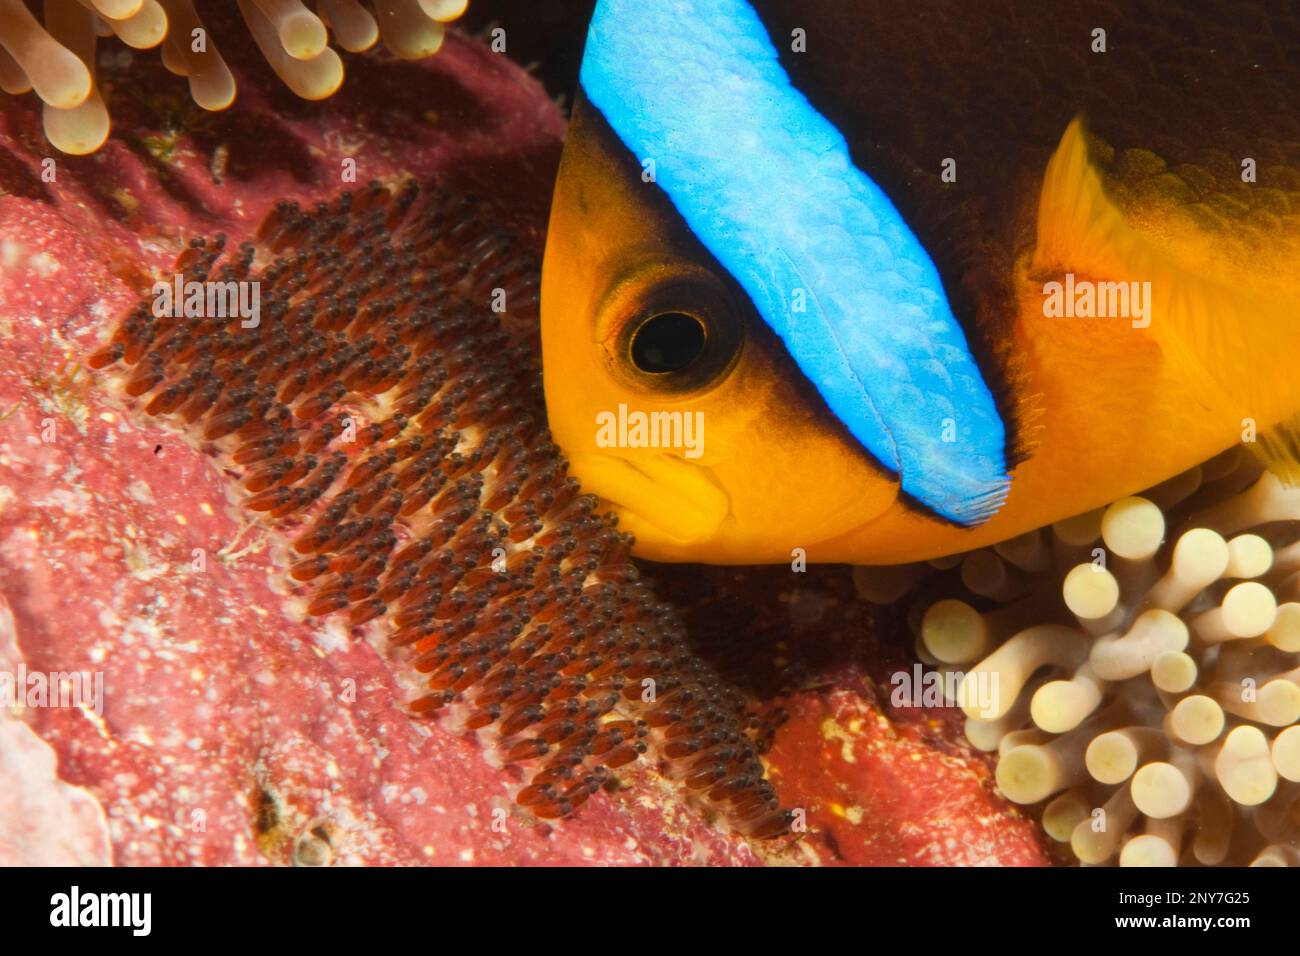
[1033,118,1139,285]
[1031,117,1300,435]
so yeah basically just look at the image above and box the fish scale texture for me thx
[746,0,1300,402]
[580,0,1010,525]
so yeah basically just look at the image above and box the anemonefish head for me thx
[541,0,1011,564]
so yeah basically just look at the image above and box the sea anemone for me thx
[88,178,791,839]
[0,0,466,154]
[860,448,1300,865]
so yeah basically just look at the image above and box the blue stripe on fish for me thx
[579,0,1010,525]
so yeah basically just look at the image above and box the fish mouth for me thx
[566,452,731,551]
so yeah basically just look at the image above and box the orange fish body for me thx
[541,0,1300,564]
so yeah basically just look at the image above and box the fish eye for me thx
[629,312,707,373]
[603,266,744,394]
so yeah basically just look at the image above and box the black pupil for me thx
[630,312,706,373]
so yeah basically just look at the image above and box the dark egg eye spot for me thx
[630,312,706,374]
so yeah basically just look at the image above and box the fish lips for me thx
[566,451,731,554]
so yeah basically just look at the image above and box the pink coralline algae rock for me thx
[0,595,111,866]
[0,25,762,867]
[0,22,1048,867]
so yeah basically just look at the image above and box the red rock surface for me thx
[767,689,1047,865]
[645,563,1051,865]
[0,18,1051,866]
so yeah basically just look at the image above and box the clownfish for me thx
[540,0,1300,565]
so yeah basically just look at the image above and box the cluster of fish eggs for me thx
[857,448,1300,866]
[89,180,790,838]
[0,0,466,154]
